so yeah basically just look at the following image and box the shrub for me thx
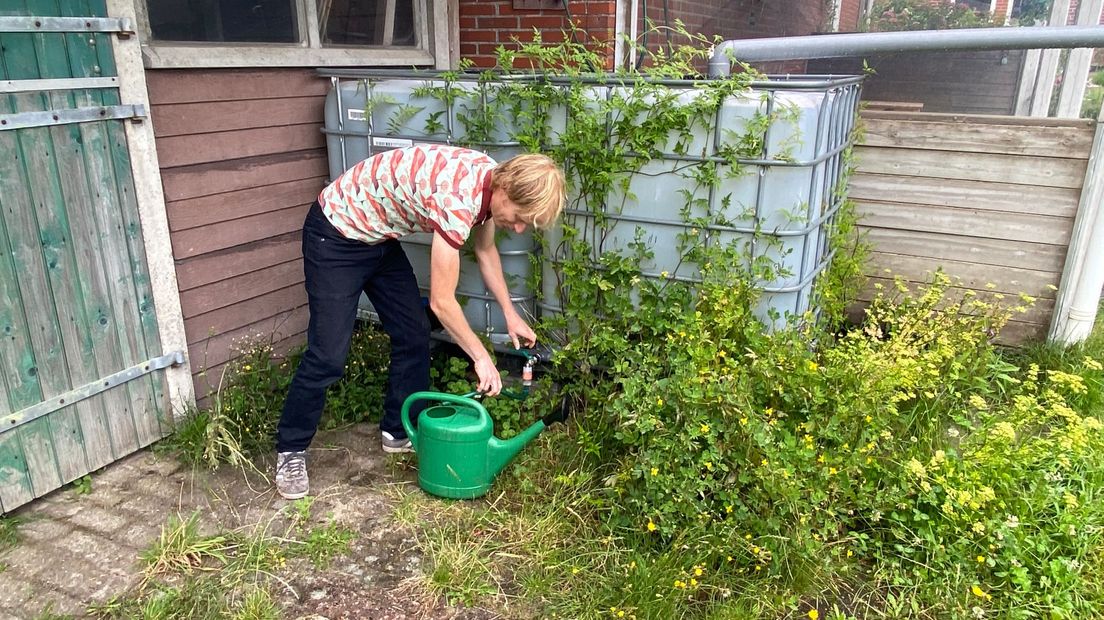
[867,0,995,31]
[166,325,391,466]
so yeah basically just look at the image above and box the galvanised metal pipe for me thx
[709,25,1104,76]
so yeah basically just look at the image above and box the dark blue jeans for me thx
[276,202,430,452]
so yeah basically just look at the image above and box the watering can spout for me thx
[487,419,546,478]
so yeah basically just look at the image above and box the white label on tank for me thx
[372,137,414,149]
[347,108,366,121]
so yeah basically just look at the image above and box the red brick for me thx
[519,15,571,29]
[459,16,478,29]
[460,2,499,16]
[464,29,502,42]
[479,16,522,28]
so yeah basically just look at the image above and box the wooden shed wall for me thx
[851,111,1094,344]
[147,68,329,397]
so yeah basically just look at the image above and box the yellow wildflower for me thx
[647,520,657,532]
[977,555,985,563]
[650,467,658,476]
[971,584,992,600]
[700,423,710,433]
[808,611,819,620]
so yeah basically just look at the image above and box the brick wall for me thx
[458,1,617,69]
[839,0,864,30]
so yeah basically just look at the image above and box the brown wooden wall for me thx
[852,111,1095,344]
[147,68,329,398]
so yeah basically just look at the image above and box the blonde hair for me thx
[491,153,566,230]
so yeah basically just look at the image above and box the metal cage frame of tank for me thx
[317,69,863,337]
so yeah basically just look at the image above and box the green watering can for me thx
[400,391,547,499]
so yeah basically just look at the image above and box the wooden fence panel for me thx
[853,111,1095,345]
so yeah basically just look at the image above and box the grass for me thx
[0,515,21,552]
[87,501,355,619]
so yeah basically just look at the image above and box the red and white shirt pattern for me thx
[318,145,495,249]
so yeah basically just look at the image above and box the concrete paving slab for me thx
[0,423,496,620]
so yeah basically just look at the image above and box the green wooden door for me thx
[0,0,176,513]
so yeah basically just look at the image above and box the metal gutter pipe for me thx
[1050,107,1104,345]
[709,25,1104,76]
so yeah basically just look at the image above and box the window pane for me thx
[147,0,298,43]
[319,0,417,46]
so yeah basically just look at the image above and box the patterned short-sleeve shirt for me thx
[318,145,495,249]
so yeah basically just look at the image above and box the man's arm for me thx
[472,221,537,350]
[429,232,503,395]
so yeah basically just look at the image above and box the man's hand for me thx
[505,314,537,350]
[473,356,503,396]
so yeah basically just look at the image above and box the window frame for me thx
[135,0,448,69]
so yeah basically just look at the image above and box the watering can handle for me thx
[400,391,492,451]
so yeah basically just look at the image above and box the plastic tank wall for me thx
[320,71,862,334]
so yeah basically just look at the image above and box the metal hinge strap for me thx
[0,104,147,131]
[0,77,120,94]
[1,351,185,434]
[0,16,134,35]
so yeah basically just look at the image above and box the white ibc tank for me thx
[324,72,862,333]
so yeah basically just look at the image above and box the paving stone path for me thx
[0,424,497,620]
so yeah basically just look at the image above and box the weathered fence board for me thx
[862,116,1094,157]
[853,111,1092,345]
[863,228,1067,273]
[854,146,1087,189]
[848,175,1080,218]
[856,201,1073,246]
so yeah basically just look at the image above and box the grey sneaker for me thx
[381,431,413,454]
[275,451,309,499]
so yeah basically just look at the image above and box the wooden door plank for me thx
[855,201,1074,246]
[848,173,1081,218]
[861,118,1094,158]
[49,113,127,471]
[2,31,67,493]
[105,119,168,443]
[21,0,97,483]
[854,146,1088,189]
[0,143,37,511]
